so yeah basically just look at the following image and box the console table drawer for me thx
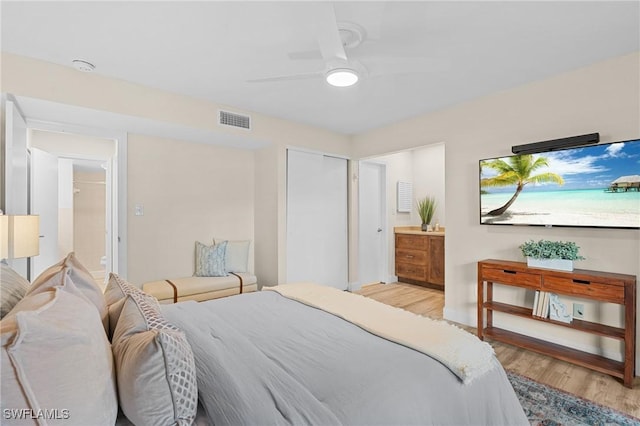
[481,267,541,289]
[396,249,427,265]
[543,276,624,304]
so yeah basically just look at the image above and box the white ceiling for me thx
[2,1,639,136]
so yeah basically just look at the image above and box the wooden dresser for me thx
[395,229,444,288]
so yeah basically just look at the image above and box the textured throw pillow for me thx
[0,269,118,426]
[104,272,137,306]
[217,239,251,273]
[194,241,228,277]
[28,253,108,331]
[105,273,157,340]
[0,262,30,319]
[112,292,197,426]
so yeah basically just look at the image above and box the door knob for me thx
[377,228,383,232]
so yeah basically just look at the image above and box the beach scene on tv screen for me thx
[480,140,640,228]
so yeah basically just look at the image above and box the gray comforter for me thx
[162,290,527,426]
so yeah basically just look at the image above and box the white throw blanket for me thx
[266,283,496,384]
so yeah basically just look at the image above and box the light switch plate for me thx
[135,204,144,216]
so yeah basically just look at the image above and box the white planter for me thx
[527,257,574,271]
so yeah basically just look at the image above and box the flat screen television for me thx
[479,139,640,229]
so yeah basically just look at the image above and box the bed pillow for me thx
[217,239,251,273]
[104,273,157,340]
[28,252,107,331]
[104,272,137,305]
[194,241,228,277]
[0,268,118,426]
[112,292,197,426]
[0,261,30,319]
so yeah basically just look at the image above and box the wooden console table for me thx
[477,259,636,388]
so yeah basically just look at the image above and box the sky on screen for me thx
[481,139,640,191]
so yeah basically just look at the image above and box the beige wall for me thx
[1,52,350,287]
[353,52,640,367]
[127,134,255,284]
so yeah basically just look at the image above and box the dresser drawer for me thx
[396,249,427,265]
[396,263,427,281]
[396,234,428,250]
[542,276,624,304]
[481,267,541,289]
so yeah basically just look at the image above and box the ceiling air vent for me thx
[219,110,251,130]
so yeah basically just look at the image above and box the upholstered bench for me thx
[142,272,257,304]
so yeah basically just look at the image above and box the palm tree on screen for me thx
[481,154,564,216]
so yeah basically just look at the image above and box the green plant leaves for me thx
[519,239,585,260]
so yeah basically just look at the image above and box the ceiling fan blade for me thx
[315,3,348,62]
[364,57,450,76]
[246,71,323,84]
[287,49,323,61]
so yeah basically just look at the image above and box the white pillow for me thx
[0,268,118,425]
[219,239,251,273]
[28,252,108,331]
[112,292,197,426]
[0,262,30,319]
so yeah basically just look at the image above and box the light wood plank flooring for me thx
[356,282,640,419]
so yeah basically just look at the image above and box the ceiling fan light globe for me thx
[326,68,359,87]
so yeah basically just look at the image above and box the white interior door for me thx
[4,99,29,276]
[30,148,60,278]
[359,161,387,285]
[287,150,348,289]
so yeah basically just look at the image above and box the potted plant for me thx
[519,239,585,271]
[417,196,436,231]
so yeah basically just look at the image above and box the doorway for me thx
[4,95,129,281]
[29,130,117,283]
[357,143,446,294]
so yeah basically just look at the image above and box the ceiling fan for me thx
[246,4,447,87]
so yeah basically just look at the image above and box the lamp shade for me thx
[7,215,40,259]
[0,215,8,259]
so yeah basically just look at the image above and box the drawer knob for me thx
[503,270,517,274]
[406,255,414,258]
[573,279,591,285]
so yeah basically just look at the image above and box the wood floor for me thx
[356,282,640,419]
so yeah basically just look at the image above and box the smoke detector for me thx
[72,59,95,73]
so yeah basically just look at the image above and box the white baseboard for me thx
[348,281,362,292]
[443,307,472,326]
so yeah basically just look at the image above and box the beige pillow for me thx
[104,273,156,340]
[216,239,251,273]
[0,262,30,319]
[0,269,118,425]
[112,292,197,426]
[28,253,107,331]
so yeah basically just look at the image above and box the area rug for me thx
[507,371,639,426]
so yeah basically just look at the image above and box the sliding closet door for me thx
[287,149,348,290]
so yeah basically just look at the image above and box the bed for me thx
[161,284,528,425]
[1,254,527,425]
